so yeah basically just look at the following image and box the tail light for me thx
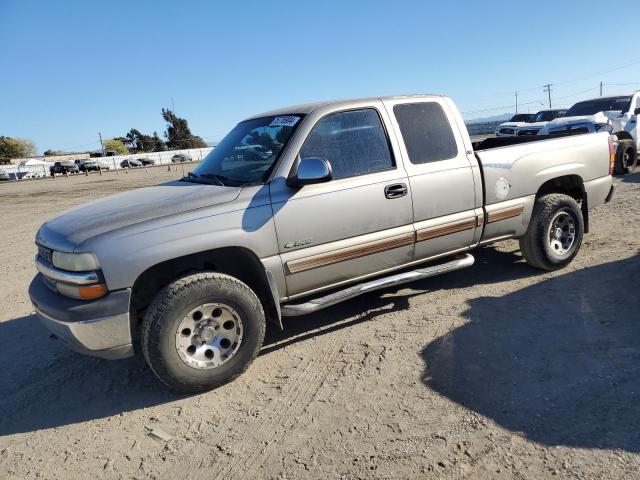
[608,136,616,175]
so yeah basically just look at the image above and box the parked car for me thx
[75,159,101,172]
[29,94,615,392]
[514,109,567,136]
[137,157,156,166]
[0,171,9,181]
[495,113,536,136]
[538,92,640,174]
[120,159,142,168]
[171,153,192,163]
[49,161,79,175]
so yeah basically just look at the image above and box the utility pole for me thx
[98,132,105,156]
[543,84,552,108]
[515,92,518,114]
[171,97,176,114]
[600,81,603,97]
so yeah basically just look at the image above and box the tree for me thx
[151,131,166,152]
[161,108,207,150]
[103,138,128,155]
[0,136,36,159]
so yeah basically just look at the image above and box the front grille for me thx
[499,128,515,135]
[37,243,53,265]
[517,129,540,136]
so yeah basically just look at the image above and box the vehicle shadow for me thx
[0,245,534,437]
[263,245,537,352]
[421,254,640,452]
[621,170,640,184]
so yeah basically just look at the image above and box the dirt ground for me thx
[0,167,639,479]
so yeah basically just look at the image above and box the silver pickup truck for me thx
[29,95,616,392]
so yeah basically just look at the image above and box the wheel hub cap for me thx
[175,303,243,369]
[547,210,576,257]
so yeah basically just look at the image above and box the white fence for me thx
[0,147,214,181]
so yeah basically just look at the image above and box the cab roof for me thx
[244,94,446,120]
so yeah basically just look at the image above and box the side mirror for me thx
[634,108,640,116]
[287,156,333,187]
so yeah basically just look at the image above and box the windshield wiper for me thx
[197,173,227,186]
[180,172,225,186]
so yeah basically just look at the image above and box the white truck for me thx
[494,113,535,137]
[514,109,567,137]
[539,92,639,174]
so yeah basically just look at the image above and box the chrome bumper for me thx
[29,275,134,359]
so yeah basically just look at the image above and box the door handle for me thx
[384,183,408,199]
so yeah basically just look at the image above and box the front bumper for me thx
[29,274,134,359]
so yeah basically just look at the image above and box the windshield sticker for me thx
[269,116,300,127]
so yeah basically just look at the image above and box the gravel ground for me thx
[0,167,639,479]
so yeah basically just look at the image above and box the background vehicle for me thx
[120,159,142,168]
[49,161,79,175]
[137,157,155,166]
[539,92,639,173]
[0,171,9,181]
[30,95,614,393]
[495,113,536,136]
[75,159,101,172]
[515,109,567,136]
[171,153,192,163]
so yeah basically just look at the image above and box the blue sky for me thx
[1,0,639,153]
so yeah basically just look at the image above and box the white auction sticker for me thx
[269,116,300,127]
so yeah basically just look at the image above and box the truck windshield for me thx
[189,115,302,186]
[534,110,563,122]
[510,114,533,122]
[564,96,631,117]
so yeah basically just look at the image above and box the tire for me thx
[519,193,584,271]
[614,140,637,174]
[141,272,266,393]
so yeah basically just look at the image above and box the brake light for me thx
[608,136,616,175]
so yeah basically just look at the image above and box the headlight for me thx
[52,251,100,272]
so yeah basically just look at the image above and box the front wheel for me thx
[141,272,266,393]
[519,193,584,271]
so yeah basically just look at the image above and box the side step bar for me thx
[281,253,475,317]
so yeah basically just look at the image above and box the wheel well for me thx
[536,174,588,232]
[130,247,280,330]
[614,131,633,141]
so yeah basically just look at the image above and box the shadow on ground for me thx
[0,245,535,437]
[621,171,640,184]
[422,254,640,452]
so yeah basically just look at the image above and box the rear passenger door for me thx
[270,104,414,297]
[384,98,482,261]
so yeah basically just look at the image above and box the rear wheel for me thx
[614,140,637,174]
[519,193,584,271]
[141,272,266,393]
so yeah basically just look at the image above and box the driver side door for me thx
[269,104,414,298]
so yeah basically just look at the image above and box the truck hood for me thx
[545,112,610,128]
[498,121,528,128]
[37,181,241,249]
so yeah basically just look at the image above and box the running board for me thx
[281,253,475,317]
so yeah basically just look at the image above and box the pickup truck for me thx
[494,113,536,137]
[514,109,567,137]
[29,95,616,392]
[539,92,639,174]
[49,161,79,175]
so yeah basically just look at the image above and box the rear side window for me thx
[393,102,458,164]
[300,108,394,180]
